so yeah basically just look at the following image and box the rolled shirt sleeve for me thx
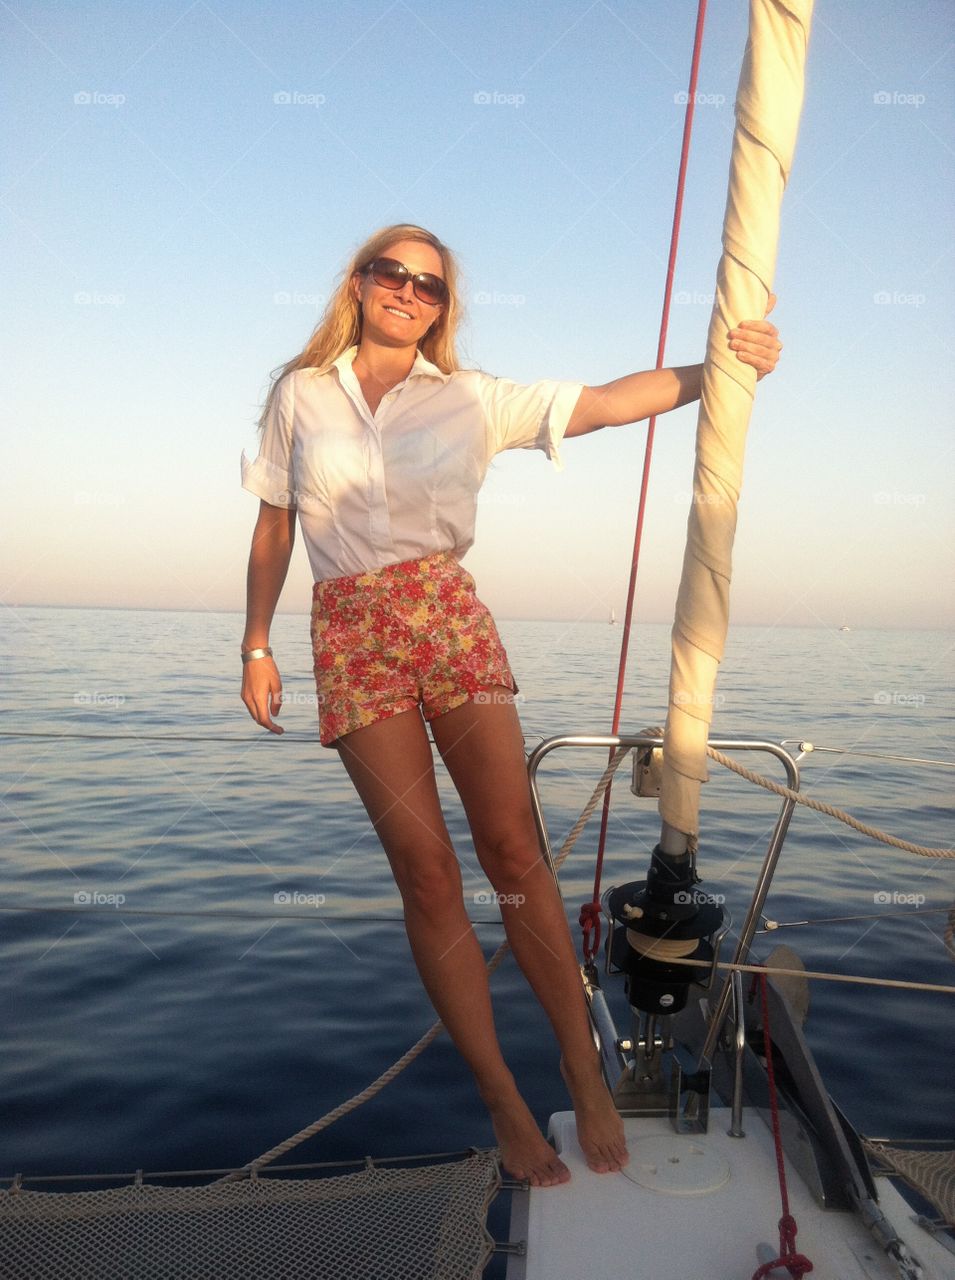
[240,372,296,507]
[478,374,584,473]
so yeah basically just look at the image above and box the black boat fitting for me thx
[605,845,725,1015]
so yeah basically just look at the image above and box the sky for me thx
[2,0,952,629]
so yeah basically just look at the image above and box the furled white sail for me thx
[659,0,815,838]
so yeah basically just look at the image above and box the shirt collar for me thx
[322,345,451,384]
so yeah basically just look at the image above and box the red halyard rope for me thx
[751,972,814,1279]
[582,0,710,964]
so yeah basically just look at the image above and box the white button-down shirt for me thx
[241,345,583,583]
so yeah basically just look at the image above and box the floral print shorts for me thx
[310,552,519,747]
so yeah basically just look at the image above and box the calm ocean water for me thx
[1,607,952,1269]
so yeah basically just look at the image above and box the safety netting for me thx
[863,1140,955,1227]
[0,1149,501,1280]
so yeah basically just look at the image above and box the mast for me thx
[659,0,815,855]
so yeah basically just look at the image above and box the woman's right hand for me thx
[241,656,285,734]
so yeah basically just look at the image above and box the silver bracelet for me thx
[241,646,273,664]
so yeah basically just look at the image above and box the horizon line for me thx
[4,603,953,633]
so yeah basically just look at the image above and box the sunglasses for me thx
[363,256,449,308]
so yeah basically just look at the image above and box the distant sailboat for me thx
[609,607,616,625]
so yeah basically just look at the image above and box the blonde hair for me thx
[258,224,462,433]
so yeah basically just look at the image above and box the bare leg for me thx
[335,708,570,1187]
[430,691,629,1175]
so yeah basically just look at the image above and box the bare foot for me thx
[482,1086,571,1188]
[559,1052,629,1174]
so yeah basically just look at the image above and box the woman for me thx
[240,223,781,1188]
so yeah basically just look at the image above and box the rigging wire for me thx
[0,900,948,931]
[759,906,954,931]
[0,904,493,925]
[780,740,954,769]
[2,731,951,772]
[583,0,711,967]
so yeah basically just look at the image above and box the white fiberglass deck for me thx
[506,1109,951,1280]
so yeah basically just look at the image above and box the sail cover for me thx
[660,0,815,837]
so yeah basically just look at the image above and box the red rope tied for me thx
[580,0,710,961]
[751,971,814,1280]
[579,901,602,964]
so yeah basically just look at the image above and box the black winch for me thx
[605,844,725,1015]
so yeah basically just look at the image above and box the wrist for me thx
[241,645,273,664]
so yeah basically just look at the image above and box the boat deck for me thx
[506,1108,951,1279]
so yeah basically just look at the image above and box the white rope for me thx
[706,744,953,858]
[659,953,955,996]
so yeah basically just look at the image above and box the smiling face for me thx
[351,238,446,350]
